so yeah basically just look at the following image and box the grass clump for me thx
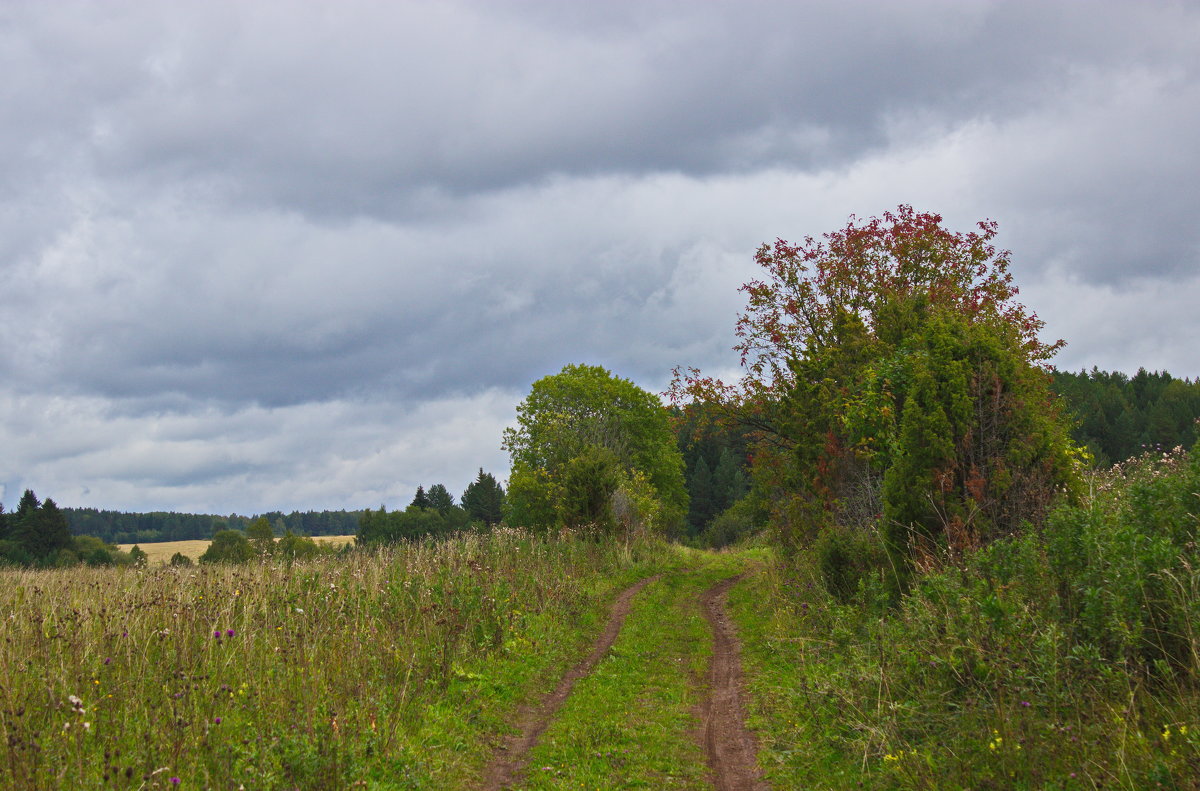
[730,446,1200,789]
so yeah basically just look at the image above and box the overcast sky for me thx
[2,1,1197,515]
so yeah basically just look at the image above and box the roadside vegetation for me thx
[729,447,1200,789]
[672,206,1200,789]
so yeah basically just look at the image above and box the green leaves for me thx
[504,364,688,533]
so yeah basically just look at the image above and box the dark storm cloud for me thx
[2,0,1198,512]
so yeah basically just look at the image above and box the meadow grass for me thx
[0,528,690,790]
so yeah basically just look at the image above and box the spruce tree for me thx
[462,469,505,526]
[410,486,431,510]
[427,484,455,513]
[712,447,747,512]
[687,456,715,533]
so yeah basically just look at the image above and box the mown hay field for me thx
[117,535,356,564]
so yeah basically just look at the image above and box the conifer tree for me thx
[461,469,505,526]
[712,447,747,512]
[410,486,431,510]
[427,484,455,514]
[687,456,715,532]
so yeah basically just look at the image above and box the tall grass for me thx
[731,447,1200,789]
[0,528,680,789]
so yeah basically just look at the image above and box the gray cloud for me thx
[1,0,1198,512]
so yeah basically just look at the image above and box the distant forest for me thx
[64,508,363,545]
[52,367,1199,546]
[1052,367,1200,465]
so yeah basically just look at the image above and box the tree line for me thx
[355,470,505,546]
[63,507,364,545]
[0,490,133,567]
[1051,367,1200,465]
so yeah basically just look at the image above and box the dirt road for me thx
[699,575,769,791]
[480,571,767,790]
[480,574,661,790]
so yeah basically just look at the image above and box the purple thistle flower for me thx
[226,629,235,637]
[104,657,112,665]
[213,717,222,724]
[213,630,221,639]
[169,778,181,786]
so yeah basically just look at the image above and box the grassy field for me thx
[118,535,357,564]
[0,530,696,789]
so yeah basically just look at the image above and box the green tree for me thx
[199,530,253,564]
[169,551,193,567]
[427,484,455,513]
[503,364,688,533]
[712,447,747,512]
[687,456,716,533]
[128,544,149,567]
[410,486,431,510]
[246,516,275,556]
[12,492,74,563]
[461,469,505,526]
[277,530,321,560]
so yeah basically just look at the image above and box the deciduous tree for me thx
[671,207,1079,569]
[504,364,687,533]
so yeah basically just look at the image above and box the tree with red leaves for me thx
[670,207,1079,578]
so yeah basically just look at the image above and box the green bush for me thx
[200,530,254,564]
[814,523,892,603]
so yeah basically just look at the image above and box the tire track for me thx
[480,574,661,791]
[700,574,769,791]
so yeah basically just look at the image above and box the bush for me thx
[813,523,892,603]
[199,530,253,564]
[699,497,762,548]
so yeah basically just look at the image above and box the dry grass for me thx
[118,535,356,564]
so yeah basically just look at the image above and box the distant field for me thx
[118,534,356,563]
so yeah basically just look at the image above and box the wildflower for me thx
[213,717,222,725]
[214,630,221,639]
[1020,700,1030,707]
[104,657,112,665]
[226,629,235,637]
[170,778,181,786]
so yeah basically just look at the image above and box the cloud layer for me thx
[2,1,1197,512]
